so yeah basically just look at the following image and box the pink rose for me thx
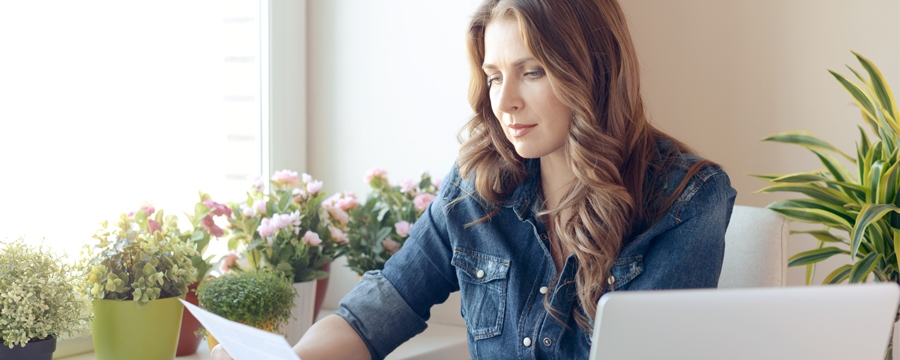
[302,231,322,246]
[219,251,239,274]
[364,168,388,184]
[306,180,323,195]
[328,225,349,244]
[148,219,162,234]
[202,216,224,237]
[382,238,401,254]
[257,218,276,238]
[251,175,265,193]
[292,188,308,202]
[140,205,156,216]
[329,207,349,226]
[399,179,418,193]
[414,193,437,211]
[253,199,267,215]
[336,194,359,211]
[301,173,313,184]
[203,200,233,218]
[394,221,411,237]
[272,169,299,186]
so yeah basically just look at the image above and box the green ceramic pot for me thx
[90,296,184,360]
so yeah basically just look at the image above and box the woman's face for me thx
[483,18,572,160]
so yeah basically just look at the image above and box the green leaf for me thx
[143,262,156,276]
[850,204,900,257]
[852,51,898,127]
[771,172,830,183]
[829,69,876,121]
[756,184,853,207]
[767,205,853,231]
[788,246,849,267]
[849,252,880,283]
[810,148,855,184]
[769,199,854,224]
[790,229,847,243]
[878,162,899,207]
[761,131,854,161]
[748,174,782,181]
[868,160,886,204]
[822,264,852,284]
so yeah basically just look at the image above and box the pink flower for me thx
[292,188,308,202]
[336,194,359,211]
[382,238,400,254]
[251,175,265,193]
[306,180,323,195]
[395,221,412,237]
[302,231,322,246]
[148,219,162,234]
[203,200,233,218]
[240,203,257,217]
[253,200,267,216]
[364,168,388,184]
[328,225,349,244]
[257,218,277,238]
[219,251,239,274]
[414,193,437,211]
[432,177,442,190]
[202,216,224,237]
[301,173,313,184]
[329,207,350,226]
[399,179,418,193]
[272,170,299,186]
[140,205,156,216]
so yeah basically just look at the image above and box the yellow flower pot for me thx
[90,296,184,360]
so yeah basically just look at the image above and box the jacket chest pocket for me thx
[451,248,510,340]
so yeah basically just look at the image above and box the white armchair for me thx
[718,205,789,288]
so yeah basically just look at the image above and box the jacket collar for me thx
[504,158,542,220]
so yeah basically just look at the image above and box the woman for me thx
[214,0,736,359]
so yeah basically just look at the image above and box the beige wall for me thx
[620,0,899,285]
[310,0,900,312]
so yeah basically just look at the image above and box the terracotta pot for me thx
[0,337,56,360]
[175,281,204,356]
[313,262,330,319]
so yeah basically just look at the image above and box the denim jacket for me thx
[337,142,737,360]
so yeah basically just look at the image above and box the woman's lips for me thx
[508,124,536,138]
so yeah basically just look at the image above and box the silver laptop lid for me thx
[589,283,900,360]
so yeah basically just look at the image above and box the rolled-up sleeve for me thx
[336,166,461,360]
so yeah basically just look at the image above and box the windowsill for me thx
[55,308,470,360]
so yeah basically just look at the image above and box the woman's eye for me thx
[525,69,546,79]
[486,75,501,88]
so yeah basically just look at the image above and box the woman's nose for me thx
[495,82,523,114]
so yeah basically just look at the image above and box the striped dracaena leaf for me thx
[770,199,854,224]
[877,162,899,206]
[810,148,855,184]
[830,70,877,123]
[849,252,880,283]
[756,183,854,208]
[850,204,900,258]
[788,246,849,267]
[790,229,847,244]
[853,51,898,120]
[748,173,783,182]
[771,172,830,183]
[822,264,852,284]
[768,205,853,232]
[761,131,855,162]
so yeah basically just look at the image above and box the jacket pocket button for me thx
[523,337,532,347]
[476,269,485,279]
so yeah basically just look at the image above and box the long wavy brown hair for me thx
[457,0,714,331]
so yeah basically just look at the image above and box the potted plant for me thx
[227,170,353,344]
[79,206,199,360]
[346,169,440,277]
[755,52,899,357]
[175,193,233,356]
[196,270,296,352]
[0,238,90,360]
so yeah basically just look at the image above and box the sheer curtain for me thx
[0,1,262,258]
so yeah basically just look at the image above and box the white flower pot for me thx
[281,280,317,346]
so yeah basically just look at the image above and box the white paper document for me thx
[179,299,301,360]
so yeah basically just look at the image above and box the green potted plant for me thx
[227,170,352,344]
[346,169,440,277]
[79,206,199,360]
[196,270,296,352]
[0,238,90,360]
[175,193,233,356]
[755,52,899,357]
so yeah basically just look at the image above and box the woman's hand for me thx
[210,344,234,360]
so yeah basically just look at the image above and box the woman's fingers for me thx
[210,344,234,360]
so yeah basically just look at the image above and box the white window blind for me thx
[0,0,263,258]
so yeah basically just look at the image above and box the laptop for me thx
[589,283,900,360]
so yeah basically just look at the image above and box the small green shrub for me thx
[196,270,296,330]
[0,238,90,348]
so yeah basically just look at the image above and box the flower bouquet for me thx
[345,168,440,276]
[227,170,353,283]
